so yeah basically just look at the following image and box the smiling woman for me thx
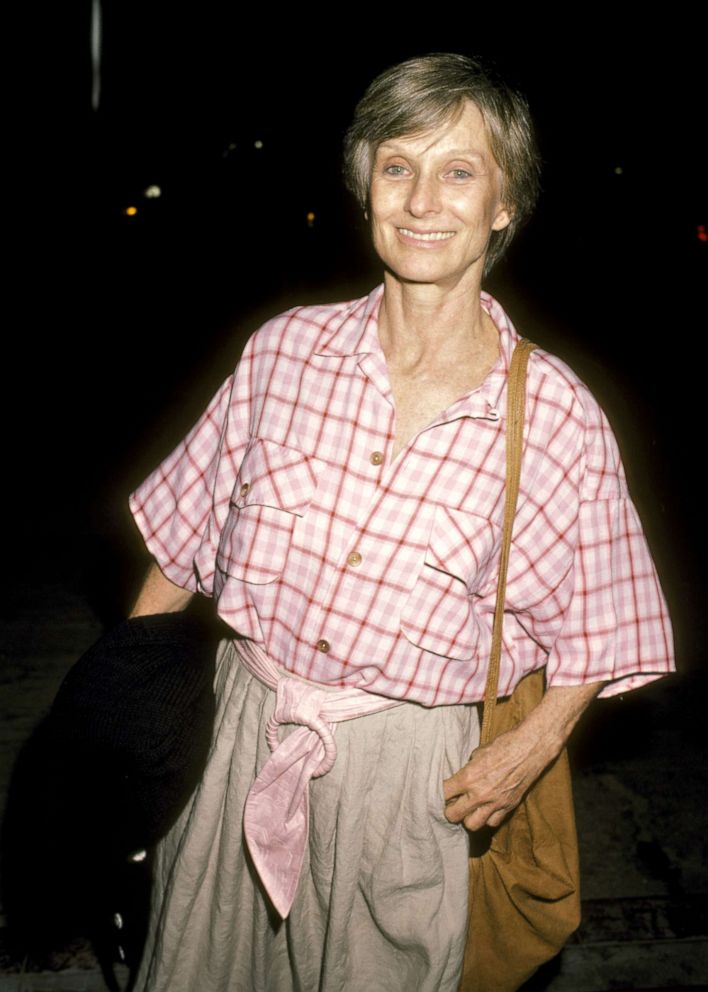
[343,53,540,274]
[369,101,511,292]
[128,53,673,992]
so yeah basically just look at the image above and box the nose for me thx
[406,170,440,217]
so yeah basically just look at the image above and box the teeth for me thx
[398,229,455,242]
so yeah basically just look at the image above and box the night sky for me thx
[8,11,705,655]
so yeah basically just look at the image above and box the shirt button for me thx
[316,639,331,653]
[346,551,362,567]
[239,482,251,497]
[370,451,384,465]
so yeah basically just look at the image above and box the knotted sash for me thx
[238,640,402,918]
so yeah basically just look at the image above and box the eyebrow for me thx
[376,142,488,165]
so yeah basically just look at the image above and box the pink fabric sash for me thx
[237,640,402,918]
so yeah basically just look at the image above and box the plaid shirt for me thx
[130,286,674,706]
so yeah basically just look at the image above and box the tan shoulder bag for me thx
[459,339,581,992]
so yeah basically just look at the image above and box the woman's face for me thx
[368,100,510,292]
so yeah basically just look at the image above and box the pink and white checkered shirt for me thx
[130,286,674,706]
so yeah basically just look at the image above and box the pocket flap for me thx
[400,506,499,661]
[233,438,320,513]
[424,506,498,589]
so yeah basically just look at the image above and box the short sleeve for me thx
[543,388,674,696]
[129,342,254,596]
[544,496,674,696]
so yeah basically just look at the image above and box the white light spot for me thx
[144,185,162,199]
[130,849,147,862]
[113,913,124,930]
[614,166,624,175]
[254,139,264,149]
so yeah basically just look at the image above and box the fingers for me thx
[442,730,539,828]
[446,795,504,829]
[443,761,494,825]
[442,761,522,827]
[442,770,465,805]
[466,806,509,830]
[442,752,482,804]
[463,808,492,831]
[448,795,513,831]
[485,807,509,828]
[443,787,493,827]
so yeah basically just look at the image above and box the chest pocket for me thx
[216,438,321,584]
[400,505,499,660]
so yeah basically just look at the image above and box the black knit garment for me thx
[49,611,219,848]
[1,611,219,972]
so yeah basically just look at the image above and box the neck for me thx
[378,270,492,366]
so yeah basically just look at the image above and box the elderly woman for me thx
[129,54,673,991]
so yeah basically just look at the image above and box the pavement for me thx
[1,546,706,992]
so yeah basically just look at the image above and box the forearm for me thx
[511,681,604,767]
[129,561,194,617]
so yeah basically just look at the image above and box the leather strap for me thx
[480,338,538,747]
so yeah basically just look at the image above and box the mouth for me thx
[397,228,456,242]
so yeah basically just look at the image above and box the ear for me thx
[492,203,512,232]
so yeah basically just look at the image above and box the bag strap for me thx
[479,338,538,747]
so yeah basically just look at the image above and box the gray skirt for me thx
[134,640,480,992]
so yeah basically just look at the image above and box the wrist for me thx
[517,681,605,763]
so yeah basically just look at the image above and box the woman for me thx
[129,54,673,991]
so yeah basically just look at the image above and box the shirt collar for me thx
[481,290,522,374]
[469,290,524,414]
[314,285,385,357]
[313,284,524,420]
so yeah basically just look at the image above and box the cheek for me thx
[371,220,394,261]
[369,183,395,221]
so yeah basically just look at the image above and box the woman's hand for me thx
[442,724,552,830]
[442,681,604,830]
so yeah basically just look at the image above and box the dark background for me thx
[6,10,705,663]
[1,11,706,980]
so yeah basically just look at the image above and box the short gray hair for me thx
[343,53,541,273]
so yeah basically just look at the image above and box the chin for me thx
[384,261,476,290]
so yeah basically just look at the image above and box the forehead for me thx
[375,100,496,162]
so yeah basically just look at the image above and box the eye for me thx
[382,163,408,176]
[447,168,473,180]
